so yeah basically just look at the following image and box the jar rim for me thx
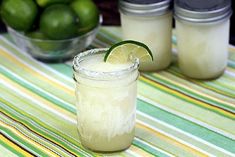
[174,0,232,23]
[73,48,139,80]
[119,0,172,16]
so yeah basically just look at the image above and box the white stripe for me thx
[125,149,143,157]
[0,65,76,110]
[137,111,215,157]
[0,36,73,83]
[138,95,235,140]
[34,62,73,83]
[138,119,221,157]
[1,115,65,157]
[146,73,235,110]
[0,103,92,157]
[0,45,74,92]
[138,95,235,156]
[98,31,119,43]
[134,137,175,157]
[0,78,76,124]
[1,113,92,157]
[225,69,235,77]
[1,130,41,157]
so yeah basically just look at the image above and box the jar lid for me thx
[119,0,172,16]
[174,0,232,23]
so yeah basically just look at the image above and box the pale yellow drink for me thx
[176,20,230,79]
[73,49,139,152]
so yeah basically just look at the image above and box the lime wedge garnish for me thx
[104,40,153,64]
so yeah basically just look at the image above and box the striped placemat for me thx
[0,27,235,157]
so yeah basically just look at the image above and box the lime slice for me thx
[104,40,153,64]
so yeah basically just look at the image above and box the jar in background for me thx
[174,0,232,79]
[119,0,172,71]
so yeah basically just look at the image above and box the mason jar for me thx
[73,48,139,152]
[119,0,172,71]
[174,0,232,79]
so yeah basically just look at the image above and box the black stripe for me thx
[0,111,77,157]
[1,131,36,157]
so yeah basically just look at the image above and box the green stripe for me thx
[137,98,235,153]
[133,139,170,157]
[167,67,235,98]
[140,75,234,120]
[0,98,146,157]
[1,113,72,157]
[0,137,26,157]
[0,67,75,114]
[0,38,73,87]
[228,61,235,68]
[0,77,172,157]
[0,57,74,107]
[0,126,49,156]
[0,100,92,157]
[47,63,73,78]
[0,69,94,156]
[146,73,235,114]
[169,65,235,90]
[0,85,93,156]
[99,27,122,42]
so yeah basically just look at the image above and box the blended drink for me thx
[73,48,139,152]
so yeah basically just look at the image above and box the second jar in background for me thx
[174,0,232,79]
[119,0,172,71]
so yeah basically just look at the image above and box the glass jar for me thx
[174,0,232,79]
[73,48,139,152]
[119,0,172,71]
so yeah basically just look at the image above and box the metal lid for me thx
[174,0,232,23]
[119,0,172,16]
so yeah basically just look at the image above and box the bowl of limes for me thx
[1,0,101,62]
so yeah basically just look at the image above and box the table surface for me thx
[0,27,235,157]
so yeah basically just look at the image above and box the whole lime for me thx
[26,31,48,40]
[36,0,72,8]
[26,31,64,52]
[70,0,99,35]
[1,0,38,31]
[40,4,78,40]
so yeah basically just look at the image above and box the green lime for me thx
[104,40,153,64]
[70,0,99,35]
[26,31,64,52]
[26,31,48,40]
[40,4,78,40]
[1,0,38,31]
[36,0,72,8]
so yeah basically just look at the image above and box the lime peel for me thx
[104,40,153,64]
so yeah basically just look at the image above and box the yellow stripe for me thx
[152,73,235,108]
[0,121,60,157]
[0,49,73,96]
[0,74,75,119]
[139,76,235,118]
[136,123,208,157]
[229,46,235,53]
[129,145,155,157]
[0,134,33,157]
[227,67,235,73]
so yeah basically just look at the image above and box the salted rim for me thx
[72,48,139,80]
